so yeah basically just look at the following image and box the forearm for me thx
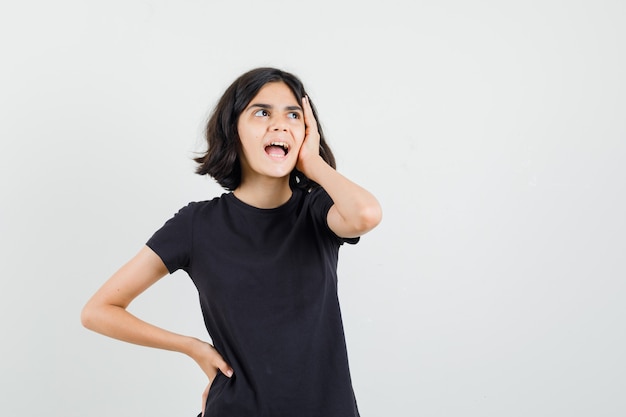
[82,303,199,357]
[82,297,234,382]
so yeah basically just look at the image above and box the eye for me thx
[287,112,300,120]
[254,109,269,117]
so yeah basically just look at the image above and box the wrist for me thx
[181,336,204,360]
[298,154,329,182]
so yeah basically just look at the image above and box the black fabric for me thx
[147,187,360,417]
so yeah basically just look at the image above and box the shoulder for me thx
[176,194,228,215]
[299,186,360,245]
[301,186,333,208]
[156,195,227,231]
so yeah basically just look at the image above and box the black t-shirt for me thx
[146,187,360,417]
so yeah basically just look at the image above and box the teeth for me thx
[269,141,289,150]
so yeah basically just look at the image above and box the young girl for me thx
[81,67,382,416]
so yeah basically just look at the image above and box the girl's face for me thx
[237,81,305,182]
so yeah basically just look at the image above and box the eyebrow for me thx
[248,103,303,112]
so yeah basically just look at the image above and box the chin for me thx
[266,164,297,179]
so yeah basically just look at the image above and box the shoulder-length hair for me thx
[194,67,336,191]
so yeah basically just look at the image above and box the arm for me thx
[297,96,382,238]
[81,246,233,380]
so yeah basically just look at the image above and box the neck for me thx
[233,176,292,209]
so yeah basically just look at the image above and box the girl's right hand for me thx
[191,339,234,380]
[189,339,233,416]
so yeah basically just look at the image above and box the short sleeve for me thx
[307,187,359,245]
[146,203,196,273]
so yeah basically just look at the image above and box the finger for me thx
[220,364,234,378]
[214,356,234,378]
[205,343,234,378]
[302,96,318,133]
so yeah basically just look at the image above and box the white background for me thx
[1,1,625,416]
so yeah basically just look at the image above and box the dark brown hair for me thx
[194,67,336,191]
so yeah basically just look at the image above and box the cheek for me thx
[237,126,260,148]
[294,124,306,142]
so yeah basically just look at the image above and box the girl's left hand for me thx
[296,95,321,173]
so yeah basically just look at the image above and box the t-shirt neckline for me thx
[225,188,300,215]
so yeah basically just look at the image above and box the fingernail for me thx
[226,369,233,377]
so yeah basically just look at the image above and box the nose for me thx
[270,116,288,131]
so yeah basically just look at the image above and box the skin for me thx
[81,81,382,415]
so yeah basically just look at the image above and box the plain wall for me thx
[1,1,625,416]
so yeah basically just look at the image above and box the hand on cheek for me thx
[297,96,321,173]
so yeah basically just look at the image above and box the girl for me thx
[81,67,382,416]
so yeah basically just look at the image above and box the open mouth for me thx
[264,141,290,157]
